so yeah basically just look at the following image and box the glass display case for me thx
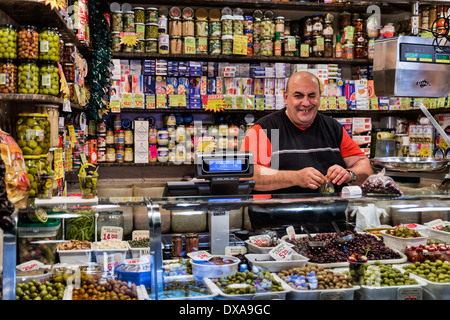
[3,192,450,300]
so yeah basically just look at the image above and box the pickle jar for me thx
[39,61,59,96]
[63,63,75,82]
[111,31,122,52]
[323,20,334,40]
[233,15,244,35]
[303,17,313,37]
[261,18,272,39]
[196,19,208,37]
[312,36,324,57]
[133,7,145,24]
[0,25,17,60]
[18,60,39,94]
[145,23,159,39]
[18,25,39,60]
[146,7,158,24]
[221,35,233,55]
[123,11,135,32]
[221,15,233,36]
[63,42,77,63]
[275,16,285,35]
[209,38,221,55]
[0,60,17,93]
[182,18,195,37]
[111,11,123,32]
[209,20,221,38]
[145,38,158,53]
[312,14,323,36]
[324,39,333,58]
[134,38,144,53]
[260,38,273,56]
[16,113,50,155]
[39,27,60,62]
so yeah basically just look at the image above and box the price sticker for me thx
[133,93,144,108]
[197,37,207,54]
[102,253,124,272]
[319,97,328,110]
[223,96,233,110]
[146,95,155,109]
[169,94,187,107]
[101,226,123,241]
[40,40,49,53]
[135,24,145,39]
[370,97,379,110]
[80,153,87,164]
[16,260,45,272]
[438,97,446,108]
[225,246,247,256]
[316,37,324,51]
[249,234,271,246]
[205,95,224,112]
[184,37,196,54]
[187,250,213,261]
[0,73,5,85]
[110,98,121,113]
[328,96,337,110]
[132,230,150,240]
[235,95,245,109]
[338,96,347,110]
[344,26,354,41]
[287,37,296,51]
[122,93,132,108]
[269,242,294,261]
[300,44,309,57]
[233,35,248,55]
[255,97,265,110]
[286,226,296,239]
[397,288,423,300]
[429,98,437,109]
[156,94,166,108]
[62,98,71,112]
[53,148,64,180]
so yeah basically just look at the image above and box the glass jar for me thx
[124,129,133,145]
[106,129,114,145]
[158,15,168,34]
[111,32,122,52]
[146,7,158,24]
[354,18,365,33]
[114,130,125,146]
[113,115,121,131]
[368,38,375,59]
[253,17,261,39]
[209,20,221,38]
[97,134,106,148]
[171,234,183,257]
[312,36,324,57]
[116,146,124,163]
[157,146,169,162]
[0,60,17,93]
[157,128,169,145]
[355,45,367,59]
[209,37,221,55]
[323,21,334,40]
[185,233,199,253]
[260,38,273,56]
[145,23,159,39]
[97,211,125,240]
[133,7,145,24]
[97,148,106,163]
[303,17,313,37]
[123,11,135,32]
[312,14,324,36]
[122,42,133,53]
[275,16,285,35]
[158,33,169,54]
[39,61,59,96]
[18,60,39,94]
[67,82,75,102]
[221,15,233,36]
[63,63,75,82]
[145,38,158,53]
[134,38,144,53]
[345,42,354,59]
[339,11,351,29]
[353,32,367,46]
[366,16,379,38]
[0,25,17,60]
[169,37,182,54]
[283,36,295,56]
[63,43,77,63]
[196,19,208,37]
[253,38,260,55]
[111,11,123,32]
[222,35,233,55]
[182,18,195,37]
[261,18,272,39]
[16,113,50,155]
[149,127,157,145]
[169,17,182,37]
[18,25,39,60]
[106,145,115,163]
[233,15,244,35]
[324,39,333,58]
[124,146,133,162]
[39,27,59,62]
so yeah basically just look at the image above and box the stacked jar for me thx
[113,114,125,163]
[145,7,159,53]
[252,10,263,56]
[208,8,222,55]
[122,10,135,53]
[0,25,18,93]
[181,7,195,54]
[353,17,368,59]
[195,8,209,55]
[167,6,181,54]
[366,12,379,59]
[111,10,123,53]
[17,25,39,94]
[221,7,233,55]
[37,27,60,96]
[338,11,354,59]
[260,10,274,56]
[244,15,254,56]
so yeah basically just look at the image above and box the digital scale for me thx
[164,152,255,254]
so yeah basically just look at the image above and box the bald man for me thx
[241,71,373,194]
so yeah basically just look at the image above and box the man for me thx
[241,71,373,194]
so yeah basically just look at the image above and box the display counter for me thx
[3,192,450,300]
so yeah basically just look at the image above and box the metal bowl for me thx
[370,157,448,172]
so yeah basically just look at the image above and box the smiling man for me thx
[241,71,373,194]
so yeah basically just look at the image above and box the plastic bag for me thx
[0,129,30,208]
[360,168,402,195]
[353,203,389,230]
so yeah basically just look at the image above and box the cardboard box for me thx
[133,120,149,163]
[352,135,371,148]
[352,117,372,135]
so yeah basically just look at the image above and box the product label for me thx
[42,74,51,87]
[0,73,5,85]
[40,40,49,53]
[269,242,294,261]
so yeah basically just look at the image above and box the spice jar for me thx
[169,37,182,54]
[146,7,158,24]
[123,11,135,32]
[222,35,233,55]
[133,7,145,24]
[324,39,333,58]
[303,17,313,37]
[209,38,221,54]
[0,25,17,60]
[111,11,123,32]
[0,60,17,93]
[169,18,182,37]
[182,18,195,37]
[39,61,59,96]
[185,233,199,253]
[171,234,183,257]
[18,60,39,94]
[312,14,324,36]
[221,15,233,36]
[145,38,158,53]
[18,25,39,60]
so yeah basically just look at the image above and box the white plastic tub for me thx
[381,230,428,252]
[286,285,360,300]
[144,275,217,300]
[191,255,239,279]
[92,242,129,269]
[245,253,309,272]
[58,248,93,264]
[409,272,450,300]
[425,227,450,244]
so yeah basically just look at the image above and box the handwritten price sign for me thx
[187,250,213,261]
[249,235,271,246]
[101,226,123,241]
[269,242,294,261]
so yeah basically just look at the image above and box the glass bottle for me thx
[97,211,125,241]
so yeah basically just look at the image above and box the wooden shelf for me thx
[113,52,372,65]
[0,93,83,110]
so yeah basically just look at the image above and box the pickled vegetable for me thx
[16,279,65,300]
[0,60,17,93]
[16,113,50,156]
[221,15,233,36]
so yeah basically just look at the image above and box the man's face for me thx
[284,75,320,128]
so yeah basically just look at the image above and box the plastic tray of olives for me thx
[403,261,450,300]
[204,272,292,300]
[245,253,309,273]
[371,157,449,172]
[57,248,93,264]
[144,275,217,300]
[380,230,428,252]
[245,239,289,254]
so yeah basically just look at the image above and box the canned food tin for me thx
[158,33,169,53]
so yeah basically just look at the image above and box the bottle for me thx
[274,32,282,56]
[335,34,343,58]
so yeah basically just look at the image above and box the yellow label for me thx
[287,37,296,51]
[370,97,379,110]
[205,96,224,112]
[233,35,248,55]
[328,96,337,110]
[255,97,265,110]
[122,93,132,108]
[53,148,64,180]
[121,32,137,46]
[300,44,309,57]
[438,97,446,108]
[169,94,187,107]
[184,37,196,54]
[316,37,324,51]
[156,94,166,108]
[146,95,155,109]
[133,94,144,108]
[338,96,347,110]
[197,38,207,53]
[135,24,145,39]
[110,98,121,113]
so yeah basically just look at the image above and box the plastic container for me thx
[424,226,450,243]
[57,247,93,264]
[38,27,59,62]
[286,283,359,300]
[245,253,309,272]
[381,230,428,252]
[39,61,59,95]
[245,239,281,254]
[149,275,216,300]
[35,174,54,199]
[115,263,151,286]
[409,271,450,300]
[18,25,39,60]
[191,255,239,279]
[92,241,129,271]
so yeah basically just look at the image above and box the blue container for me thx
[115,263,151,286]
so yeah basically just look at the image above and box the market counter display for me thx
[3,192,450,300]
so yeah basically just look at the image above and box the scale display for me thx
[196,152,254,178]
[208,159,243,172]
[400,43,450,63]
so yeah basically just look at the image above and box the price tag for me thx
[300,44,309,57]
[344,26,354,41]
[110,98,121,113]
[80,153,87,164]
[397,287,423,300]
[169,94,187,107]
[269,242,294,261]
[146,95,155,109]
[225,246,247,256]
[319,97,328,110]
[233,35,248,55]
[156,94,166,108]
[438,97,446,108]
[286,226,296,239]
[122,93,132,108]
[184,37,196,54]
[0,73,5,85]
[316,37,324,51]
[133,93,144,108]
[328,96,337,110]
[187,250,213,261]
[121,32,137,47]
[255,96,265,110]
[58,62,70,97]
[67,125,76,148]
[63,98,71,112]
[135,24,145,39]
[53,148,64,180]
[132,230,150,240]
[223,96,233,110]
[430,98,437,109]
[126,255,150,265]
[102,253,124,272]
[338,96,347,110]
[205,95,224,112]
[249,234,271,246]
[235,95,245,109]
[197,37,207,54]
[101,226,123,241]
[16,260,45,272]
[287,37,296,51]
[370,97,379,110]
[40,40,49,53]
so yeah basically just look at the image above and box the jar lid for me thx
[146,23,158,26]
[195,8,208,20]
[169,6,181,19]
[135,22,145,26]
[115,130,125,133]
[99,210,123,215]
[221,6,233,16]
[146,38,158,41]
[233,7,244,16]
[209,8,221,21]
[111,10,122,14]
[264,10,274,20]
[253,10,263,20]
[275,16,285,20]
[111,31,121,34]
[221,15,233,20]
[146,7,158,11]
[159,6,169,17]
[182,7,195,19]
[133,7,144,10]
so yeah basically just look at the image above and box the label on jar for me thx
[42,74,51,87]
[158,16,168,33]
[158,34,169,53]
[40,41,49,53]
[98,148,106,162]
[0,73,5,85]
[26,129,45,141]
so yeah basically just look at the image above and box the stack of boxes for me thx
[335,116,372,157]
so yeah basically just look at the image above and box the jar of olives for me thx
[111,32,122,52]
[39,61,59,96]
[260,38,274,56]
[0,25,17,60]
[0,59,17,93]
[261,18,272,39]
[16,113,50,155]
[196,19,208,37]
[146,7,158,24]
[222,35,233,55]
[221,15,233,36]
[111,11,123,32]
[24,155,41,197]
[123,11,135,32]
[39,27,60,62]
[18,60,39,94]
[145,23,159,39]
[18,25,39,60]
[133,7,145,24]
[233,15,244,35]
[145,38,158,53]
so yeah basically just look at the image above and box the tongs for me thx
[331,221,354,244]
[303,226,329,251]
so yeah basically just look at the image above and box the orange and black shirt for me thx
[240,108,364,194]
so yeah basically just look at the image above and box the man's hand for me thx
[297,167,327,189]
[327,164,351,186]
